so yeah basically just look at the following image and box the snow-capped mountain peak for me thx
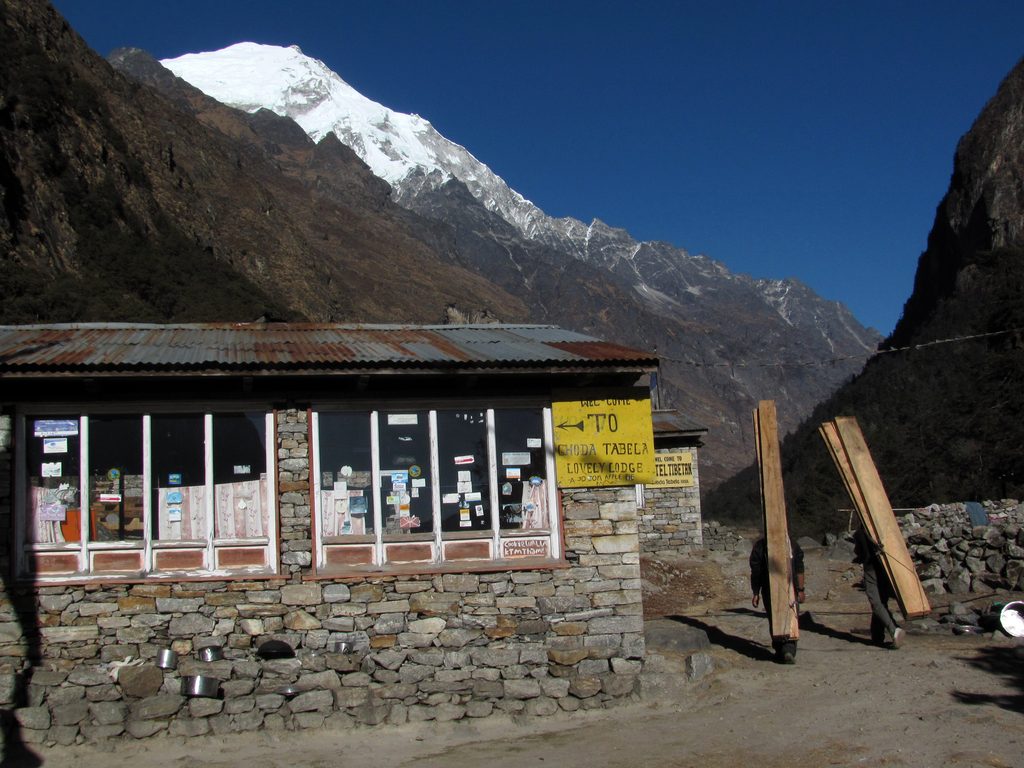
[160,42,878,359]
[163,42,444,186]
[162,42,543,231]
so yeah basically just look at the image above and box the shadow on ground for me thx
[952,645,1024,713]
[666,614,776,662]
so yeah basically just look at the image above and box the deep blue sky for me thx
[52,1,1024,335]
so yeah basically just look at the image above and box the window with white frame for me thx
[312,406,560,571]
[18,411,277,580]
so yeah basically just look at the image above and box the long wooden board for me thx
[753,401,798,640]
[819,416,930,618]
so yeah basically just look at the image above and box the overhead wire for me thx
[657,326,1024,369]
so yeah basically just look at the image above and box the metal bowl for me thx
[181,675,221,698]
[155,648,178,669]
[197,646,225,662]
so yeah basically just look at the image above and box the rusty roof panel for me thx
[652,409,707,436]
[0,323,658,375]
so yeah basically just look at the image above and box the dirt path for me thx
[28,546,1024,768]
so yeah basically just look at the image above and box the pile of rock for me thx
[899,500,1024,594]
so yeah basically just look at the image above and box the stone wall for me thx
[901,500,1024,594]
[638,448,703,555]
[0,410,645,747]
[700,520,748,552]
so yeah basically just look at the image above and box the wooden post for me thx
[753,401,798,641]
[819,416,930,618]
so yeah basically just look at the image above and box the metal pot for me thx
[155,648,178,669]
[181,675,221,698]
[197,646,225,662]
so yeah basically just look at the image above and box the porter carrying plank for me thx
[753,401,799,642]
[819,416,930,618]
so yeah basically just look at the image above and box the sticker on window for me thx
[387,414,418,426]
[42,438,67,454]
[41,462,62,478]
[233,465,251,475]
[34,419,78,437]
[502,452,531,466]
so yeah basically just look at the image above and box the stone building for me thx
[637,409,707,555]
[0,322,658,746]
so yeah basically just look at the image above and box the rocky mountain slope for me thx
[150,42,880,483]
[2,0,877,486]
[0,0,526,325]
[709,56,1024,533]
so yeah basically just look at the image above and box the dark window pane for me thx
[26,417,81,543]
[213,413,268,538]
[437,410,490,533]
[378,411,432,534]
[494,408,549,531]
[152,414,207,541]
[88,415,144,541]
[318,412,374,536]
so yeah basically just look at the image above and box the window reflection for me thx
[437,410,490,533]
[213,413,268,539]
[378,411,432,534]
[318,412,373,536]
[26,417,81,543]
[494,408,549,531]
[88,416,144,541]
[152,414,206,541]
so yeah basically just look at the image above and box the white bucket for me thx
[999,601,1024,637]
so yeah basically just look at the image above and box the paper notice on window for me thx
[464,491,482,502]
[457,470,472,482]
[526,438,542,449]
[502,452,531,466]
[38,503,66,522]
[388,413,418,426]
[41,462,62,478]
[233,465,251,475]
[43,437,67,454]
[443,493,460,504]
[34,419,78,437]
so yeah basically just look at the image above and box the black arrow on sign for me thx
[556,420,585,431]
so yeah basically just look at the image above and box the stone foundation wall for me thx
[638,449,703,555]
[901,500,1024,594]
[700,521,748,552]
[0,410,645,747]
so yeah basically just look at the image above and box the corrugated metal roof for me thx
[652,409,707,436]
[0,323,658,375]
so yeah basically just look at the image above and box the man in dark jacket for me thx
[854,525,905,648]
[749,537,805,663]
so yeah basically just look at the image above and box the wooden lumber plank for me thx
[829,417,931,618]
[753,401,798,640]
[818,421,883,547]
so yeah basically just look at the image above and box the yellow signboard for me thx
[648,451,695,488]
[552,388,655,488]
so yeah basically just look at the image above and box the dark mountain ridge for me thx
[709,56,1024,535]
